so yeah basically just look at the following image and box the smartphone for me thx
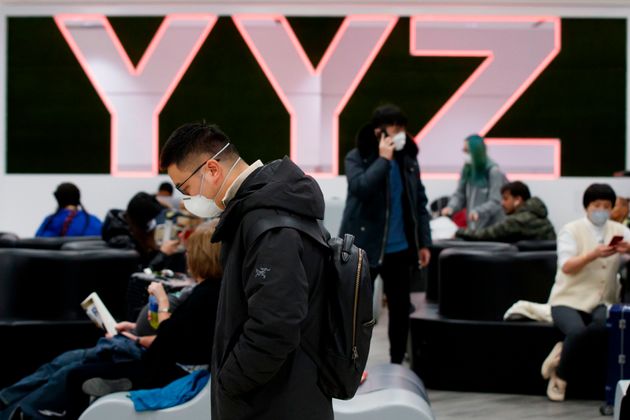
[609,235,624,247]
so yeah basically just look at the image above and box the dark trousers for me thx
[551,304,607,380]
[370,250,412,364]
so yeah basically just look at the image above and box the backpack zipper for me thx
[352,250,364,360]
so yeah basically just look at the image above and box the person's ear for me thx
[206,159,221,178]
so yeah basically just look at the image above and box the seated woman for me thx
[35,183,102,237]
[0,222,221,420]
[543,184,630,401]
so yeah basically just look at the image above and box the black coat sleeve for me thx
[416,167,432,248]
[345,151,390,201]
[217,228,309,397]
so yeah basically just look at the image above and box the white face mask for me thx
[392,132,406,151]
[464,153,472,164]
[588,209,610,227]
[182,144,241,218]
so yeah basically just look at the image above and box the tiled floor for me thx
[367,306,607,420]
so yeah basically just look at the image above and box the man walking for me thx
[339,104,432,364]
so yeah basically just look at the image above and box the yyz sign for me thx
[54,14,561,178]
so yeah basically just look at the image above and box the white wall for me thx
[0,175,174,237]
[0,1,628,237]
[2,174,627,238]
[320,176,630,236]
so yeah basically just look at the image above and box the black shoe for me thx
[82,377,132,397]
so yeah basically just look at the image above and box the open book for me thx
[81,292,117,337]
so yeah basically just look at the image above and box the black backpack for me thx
[245,211,374,400]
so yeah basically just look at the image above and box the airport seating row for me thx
[410,241,624,398]
[0,243,139,387]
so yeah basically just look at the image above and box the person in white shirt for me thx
[542,184,630,402]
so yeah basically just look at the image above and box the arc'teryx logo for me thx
[255,267,271,279]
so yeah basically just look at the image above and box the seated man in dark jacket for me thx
[456,181,556,242]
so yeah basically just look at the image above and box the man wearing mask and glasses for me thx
[160,122,332,420]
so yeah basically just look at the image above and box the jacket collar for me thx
[221,160,263,208]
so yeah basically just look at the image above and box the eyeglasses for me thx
[175,160,208,195]
[174,143,232,195]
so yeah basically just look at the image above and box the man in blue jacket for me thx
[339,104,432,364]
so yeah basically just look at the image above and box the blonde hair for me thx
[186,221,222,281]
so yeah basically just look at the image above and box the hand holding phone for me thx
[378,132,394,160]
[609,235,624,247]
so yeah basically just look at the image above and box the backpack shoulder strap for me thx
[243,212,331,379]
[244,211,329,250]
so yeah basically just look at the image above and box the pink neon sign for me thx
[55,14,217,177]
[53,14,563,179]
[411,16,562,179]
[233,15,397,176]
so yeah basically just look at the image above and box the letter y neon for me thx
[233,15,397,176]
[55,14,217,176]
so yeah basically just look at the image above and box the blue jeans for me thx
[0,336,142,419]
[0,349,86,419]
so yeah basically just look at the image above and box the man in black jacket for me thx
[160,123,332,420]
[339,104,432,364]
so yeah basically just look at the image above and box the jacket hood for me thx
[213,157,325,242]
[519,197,549,218]
[356,122,419,159]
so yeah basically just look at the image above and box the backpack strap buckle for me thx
[341,234,354,263]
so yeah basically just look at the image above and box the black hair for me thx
[158,182,174,194]
[123,192,164,255]
[500,181,531,201]
[43,182,91,236]
[54,183,80,208]
[371,104,408,128]
[583,183,617,208]
[126,192,163,232]
[160,122,239,170]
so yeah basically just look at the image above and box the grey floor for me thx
[367,306,606,420]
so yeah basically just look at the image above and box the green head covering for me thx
[462,134,494,187]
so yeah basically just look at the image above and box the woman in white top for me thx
[543,184,630,402]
